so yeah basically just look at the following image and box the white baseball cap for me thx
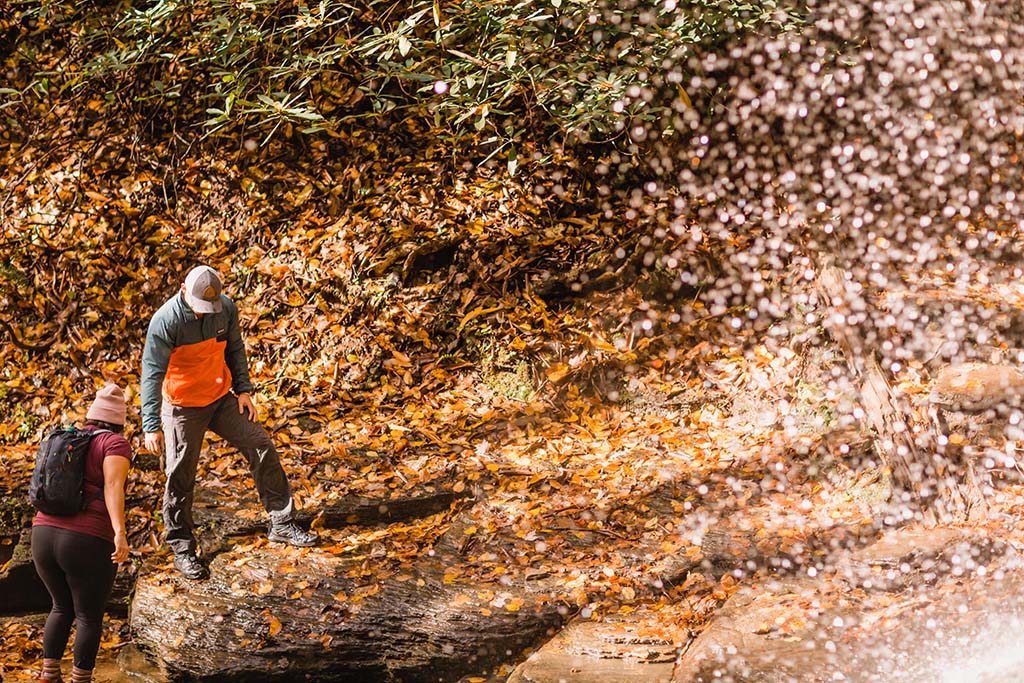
[183,265,224,314]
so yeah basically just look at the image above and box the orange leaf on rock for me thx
[262,608,283,637]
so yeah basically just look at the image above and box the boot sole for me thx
[176,569,210,580]
[267,533,318,547]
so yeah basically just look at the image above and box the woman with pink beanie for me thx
[31,385,133,683]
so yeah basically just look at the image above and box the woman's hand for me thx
[104,453,132,565]
[112,530,130,564]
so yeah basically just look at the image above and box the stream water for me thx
[932,614,1024,683]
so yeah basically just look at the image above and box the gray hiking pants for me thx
[162,392,295,555]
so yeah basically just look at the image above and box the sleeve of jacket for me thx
[224,298,254,395]
[141,310,174,433]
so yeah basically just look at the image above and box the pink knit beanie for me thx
[86,384,127,426]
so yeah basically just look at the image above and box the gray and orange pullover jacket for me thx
[140,293,253,432]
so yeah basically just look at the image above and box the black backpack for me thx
[28,427,108,516]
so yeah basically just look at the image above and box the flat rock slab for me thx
[929,363,1024,412]
[674,576,856,683]
[129,504,569,683]
[840,526,1005,592]
[675,528,1024,683]
[508,611,688,683]
[676,569,1024,682]
[506,527,1024,683]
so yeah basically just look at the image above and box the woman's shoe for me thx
[38,658,62,682]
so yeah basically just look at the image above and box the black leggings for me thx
[31,525,117,670]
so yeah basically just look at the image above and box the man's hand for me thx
[238,392,257,421]
[144,431,164,455]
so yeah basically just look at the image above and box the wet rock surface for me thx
[675,564,1024,683]
[130,553,563,683]
[507,527,1024,683]
[928,364,1024,415]
[840,526,1009,592]
[128,497,569,683]
[677,528,1024,682]
[507,611,685,683]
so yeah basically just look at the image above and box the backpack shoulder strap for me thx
[81,428,113,507]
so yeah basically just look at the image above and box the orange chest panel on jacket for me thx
[163,337,232,407]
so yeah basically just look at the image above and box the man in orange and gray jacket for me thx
[141,265,317,580]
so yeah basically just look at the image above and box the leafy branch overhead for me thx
[6,0,801,150]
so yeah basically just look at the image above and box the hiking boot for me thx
[173,551,210,580]
[267,521,319,547]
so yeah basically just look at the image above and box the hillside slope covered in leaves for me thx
[0,0,802,440]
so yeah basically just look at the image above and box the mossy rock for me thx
[476,340,534,402]
[484,362,533,401]
[0,497,31,535]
